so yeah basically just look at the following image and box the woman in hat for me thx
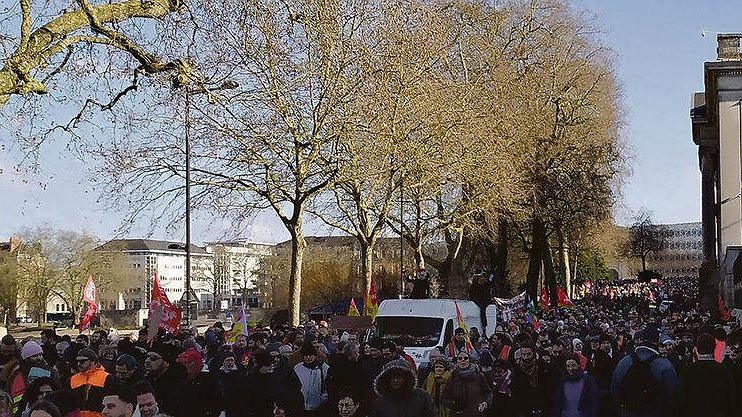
[551,354,599,417]
[423,357,451,417]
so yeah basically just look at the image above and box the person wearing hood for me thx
[294,344,329,416]
[216,352,248,417]
[370,363,437,417]
[441,351,492,417]
[572,339,588,371]
[551,354,600,417]
[422,357,451,417]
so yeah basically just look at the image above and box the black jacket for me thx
[175,371,225,417]
[148,364,187,415]
[675,359,736,417]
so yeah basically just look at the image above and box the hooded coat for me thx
[371,364,437,417]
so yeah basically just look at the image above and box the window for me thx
[376,316,444,347]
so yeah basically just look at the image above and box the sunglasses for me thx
[456,357,470,361]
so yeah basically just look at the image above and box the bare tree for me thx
[627,211,666,273]
[0,0,188,108]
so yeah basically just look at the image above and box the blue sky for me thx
[1,0,739,243]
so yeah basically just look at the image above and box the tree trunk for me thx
[526,218,545,301]
[558,231,572,298]
[494,217,511,297]
[288,221,306,326]
[359,240,375,296]
[543,243,558,306]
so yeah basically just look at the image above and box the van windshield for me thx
[375,316,444,347]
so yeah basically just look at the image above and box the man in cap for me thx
[65,348,115,417]
[144,343,185,416]
[294,344,329,416]
[448,328,479,362]
[174,348,224,417]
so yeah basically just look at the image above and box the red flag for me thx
[539,287,550,311]
[557,287,574,308]
[719,292,732,321]
[147,273,182,341]
[364,280,378,319]
[78,276,98,332]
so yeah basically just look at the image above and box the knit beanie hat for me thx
[21,341,43,360]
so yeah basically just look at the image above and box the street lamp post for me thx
[185,88,192,326]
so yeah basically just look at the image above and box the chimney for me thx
[717,33,742,61]
[9,236,21,252]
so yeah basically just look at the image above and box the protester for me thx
[131,381,159,417]
[673,333,735,417]
[174,348,224,417]
[143,343,184,417]
[440,351,491,417]
[370,364,437,417]
[610,327,677,417]
[17,377,58,417]
[551,355,600,417]
[510,343,556,417]
[64,348,115,417]
[422,357,450,417]
[338,388,365,417]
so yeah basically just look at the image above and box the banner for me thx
[78,276,98,332]
[226,304,249,344]
[557,286,575,308]
[539,287,550,311]
[364,281,378,319]
[147,272,182,341]
[448,301,474,355]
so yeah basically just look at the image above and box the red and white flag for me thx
[78,276,98,332]
[147,272,182,341]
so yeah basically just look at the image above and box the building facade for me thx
[97,239,214,312]
[647,222,703,279]
[205,241,275,309]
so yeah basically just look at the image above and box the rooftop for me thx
[97,239,209,255]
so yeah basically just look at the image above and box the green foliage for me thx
[575,249,615,284]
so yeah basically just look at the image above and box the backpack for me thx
[619,351,659,412]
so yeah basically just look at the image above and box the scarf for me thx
[424,371,451,406]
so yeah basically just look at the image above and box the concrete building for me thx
[690,34,742,310]
[97,239,215,312]
[205,241,275,309]
[647,222,703,279]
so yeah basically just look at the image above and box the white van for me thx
[373,299,497,365]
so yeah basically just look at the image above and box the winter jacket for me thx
[371,363,437,417]
[674,359,736,417]
[294,361,329,411]
[175,371,225,417]
[423,371,451,417]
[216,368,249,417]
[148,364,187,416]
[245,366,304,417]
[441,365,492,417]
[327,355,368,405]
[510,361,557,417]
[551,371,600,417]
[610,347,677,417]
[66,366,114,417]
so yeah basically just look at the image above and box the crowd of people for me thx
[0,276,739,417]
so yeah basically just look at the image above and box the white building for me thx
[205,241,274,309]
[97,239,215,311]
